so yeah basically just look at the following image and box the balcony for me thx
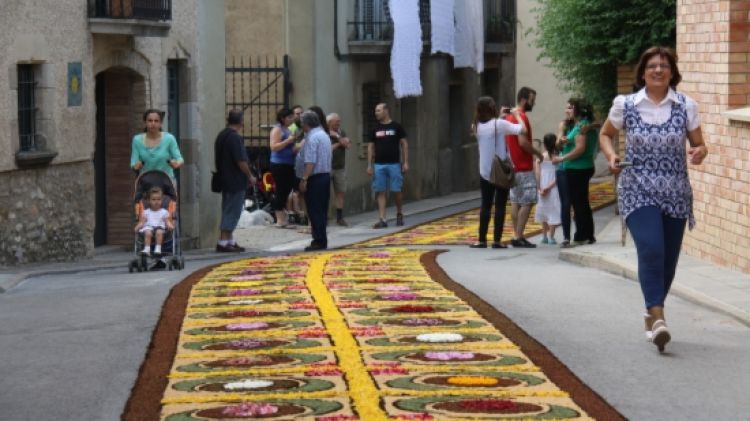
[344,0,515,56]
[347,0,431,56]
[88,0,171,37]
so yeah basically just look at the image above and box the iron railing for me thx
[90,0,172,21]
[226,55,290,170]
[348,0,431,42]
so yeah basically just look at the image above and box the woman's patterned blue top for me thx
[618,92,695,229]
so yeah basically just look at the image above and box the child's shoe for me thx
[549,238,557,245]
[540,236,549,244]
[154,245,162,256]
[141,247,150,256]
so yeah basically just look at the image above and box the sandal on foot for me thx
[651,319,671,352]
[469,242,487,249]
[644,313,654,341]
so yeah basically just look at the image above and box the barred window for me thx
[17,64,38,152]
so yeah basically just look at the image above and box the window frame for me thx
[17,64,38,152]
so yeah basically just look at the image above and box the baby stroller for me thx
[128,170,185,272]
[245,167,276,217]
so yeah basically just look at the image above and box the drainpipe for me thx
[333,0,348,60]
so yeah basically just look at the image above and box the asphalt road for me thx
[1,206,748,421]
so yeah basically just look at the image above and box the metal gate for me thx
[226,55,290,170]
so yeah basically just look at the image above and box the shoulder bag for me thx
[489,120,515,189]
[211,130,229,193]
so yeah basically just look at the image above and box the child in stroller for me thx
[129,170,185,272]
[134,186,174,256]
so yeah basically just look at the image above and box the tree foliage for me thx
[531,0,676,114]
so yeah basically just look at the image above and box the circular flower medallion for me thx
[223,402,279,416]
[416,333,464,343]
[445,376,499,386]
[227,299,264,305]
[223,379,274,391]
[423,351,475,361]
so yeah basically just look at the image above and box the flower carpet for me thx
[125,248,624,420]
[356,181,615,247]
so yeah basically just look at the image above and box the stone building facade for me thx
[0,0,226,265]
[676,0,750,273]
[225,0,521,212]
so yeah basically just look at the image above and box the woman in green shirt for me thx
[130,109,184,181]
[553,98,598,245]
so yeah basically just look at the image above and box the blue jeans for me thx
[626,206,687,309]
[372,163,403,193]
[304,173,330,247]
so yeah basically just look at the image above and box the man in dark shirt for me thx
[367,103,409,228]
[214,109,256,252]
[327,112,351,226]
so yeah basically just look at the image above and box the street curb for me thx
[559,250,750,328]
[0,250,263,294]
[0,193,483,294]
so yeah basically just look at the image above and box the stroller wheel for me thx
[178,256,185,270]
[140,255,149,272]
[128,261,135,273]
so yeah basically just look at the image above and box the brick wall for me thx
[677,0,750,273]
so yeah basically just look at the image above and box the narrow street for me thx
[1,204,748,420]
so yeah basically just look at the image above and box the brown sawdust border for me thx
[122,264,219,421]
[420,250,626,421]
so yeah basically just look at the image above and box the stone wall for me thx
[677,0,750,273]
[0,161,94,265]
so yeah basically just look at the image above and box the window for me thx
[17,64,37,152]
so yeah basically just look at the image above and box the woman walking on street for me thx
[470,96,527,249]
[130,109,184,182]
[599,46,708,353]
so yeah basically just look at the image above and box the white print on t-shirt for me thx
[375,130,397,138]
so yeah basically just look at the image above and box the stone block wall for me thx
[0,161,94,265]
[677,0,750,273]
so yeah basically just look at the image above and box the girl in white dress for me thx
[535,134,561,244]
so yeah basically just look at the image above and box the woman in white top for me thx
[599,46,708,352]
[470,96,527,249]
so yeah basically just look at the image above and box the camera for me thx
[616,161,633,168]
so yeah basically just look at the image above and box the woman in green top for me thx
[553,98,598,245]
[130,109,184,181]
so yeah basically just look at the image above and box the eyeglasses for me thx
[646,63,671,71]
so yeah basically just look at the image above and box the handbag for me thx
[211,130,229,193]
[488,120,515,189]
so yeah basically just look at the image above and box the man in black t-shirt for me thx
[214,109,256,252]
[367,103,409,228]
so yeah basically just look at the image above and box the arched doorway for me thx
[94,67,148,246]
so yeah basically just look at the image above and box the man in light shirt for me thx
[298,111,332,251]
